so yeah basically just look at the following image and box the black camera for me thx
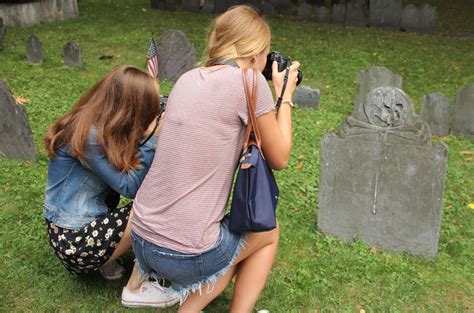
[159,95,168,117]
[262,51,302,86]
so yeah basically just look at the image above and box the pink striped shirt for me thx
[131,66,275,253]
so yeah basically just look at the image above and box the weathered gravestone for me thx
[420,92,451,137]
[150,0,177,11]
[315,6,330,23]
[401,4,436,33]
[345,0,368,27]
[262,2,275,17]
[369,0,401,29]
[353,66,402,122]
[26,34,43,64]
[0,17,6,50]
[0,81,36,162]
[201,0,214,13]
[214,0,238,13]
[182,0,200,12]
[64,42,83,68]
[298,2,313,21]
[157,29,195,82]
[332,3,346,24]
[318,86,447,259]
[451,83,474,141]
[294,86,320,109]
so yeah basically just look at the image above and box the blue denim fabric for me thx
[131,218,245,302]
[43,127,157,229]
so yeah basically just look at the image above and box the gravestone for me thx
[165,0,177,11]
[262,2,275,16]
[420,92,451,136]
[345,0,368,27]
[0,17,5,50]
[0,81,36,162]
[353,66,402,121]
[419,4,436,33]
[401,4,418,32]
[294,86,320,109]
[298,2,313,21]
[156,29,196,82]
[150,0,167,10]
[270,0,292,13]
[332,3,346,24]
[318,86,447,259]
[451,83,474,141]
[315,6,330,23]
[369,0,401,29]
[63,42,83,68]
[182,0,199,12]
[214,0,237,13]
[26,34,43,64]
[201,0,214,13]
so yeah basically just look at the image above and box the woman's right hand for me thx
[271,60,300,99]
[144,114,164,137]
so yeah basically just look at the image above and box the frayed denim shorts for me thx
[131,218,245,302]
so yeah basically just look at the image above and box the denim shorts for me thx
[131,218,245,302]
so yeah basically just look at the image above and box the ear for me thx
[250,54,258,65]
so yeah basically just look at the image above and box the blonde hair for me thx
[203,5,271,66]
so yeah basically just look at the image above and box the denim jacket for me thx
[43,127,157,229]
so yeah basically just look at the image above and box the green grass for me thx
[1,0,473,311]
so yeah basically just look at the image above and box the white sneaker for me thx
[121,281,180,308]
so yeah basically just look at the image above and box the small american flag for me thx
[147,37,159,78]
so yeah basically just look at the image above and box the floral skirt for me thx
[45,203,132,275]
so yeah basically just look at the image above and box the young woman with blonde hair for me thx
[128,5,300,311]
[44,65,179,307]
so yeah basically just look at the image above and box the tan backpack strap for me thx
[242,68,262,151]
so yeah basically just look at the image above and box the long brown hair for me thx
[45,66,160,172]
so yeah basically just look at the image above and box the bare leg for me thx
[125,261,147,292]
[178,224,280,312]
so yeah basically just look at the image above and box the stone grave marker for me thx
[401,4,418,32]
[353,66,402,122]
[369,0,401,29]
[345,0,368,27]
[420,92,451,136]
[451,83,474,141]
[298,2,313,21]
[214,0,237,13]
[156,29,196,82]
[419,4,436,33]
[201,0,214,13]
[64,42,83,68]
[270,0,292,13]
[150,0,167,10]
[0,81,36,162]
[26,34,43,64]
[315,6,330,23]
[0,17,6,50]
[262,2,275,17]
[332,3,346,24]
[182,0,200,12]
[294,86,320,109]
[318,86,447,259]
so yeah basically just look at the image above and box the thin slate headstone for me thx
[451,83,474,141]
[0,17,6,50]
[26,34,43,64]
[345,1,368,27]
[369,0,402,29]
[294,86,320,109]
[156,29,196,82]
[420,92,451,136]
[315,6,330,23]
[298,2,313,21]
[419,4,436,33]
[63,42,83,68]
[401,4,419,32]
[318,86,447,259]
[332,3,346,24]
[353,66,402,122]
[262,2,275,17]
[0,81,36,162]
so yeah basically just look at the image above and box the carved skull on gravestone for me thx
[364,87,411,127]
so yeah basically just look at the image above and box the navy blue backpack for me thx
[228,69,279,233]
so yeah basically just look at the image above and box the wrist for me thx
[281,99,294,108]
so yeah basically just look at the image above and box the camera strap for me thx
[275,66,290,109]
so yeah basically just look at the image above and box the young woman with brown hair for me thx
[43,65,178,308]
[128,5,300,312]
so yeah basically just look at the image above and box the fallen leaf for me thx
[464,157,472,162]
[15,96,30,105]
[3,184,9,192]
[295,162,304,170]
[460,151,473,155]
[447,204,453,209]
[370,246,379,253]
[468,203,474,210]
[316,120,321,126]
[360,310,366,313]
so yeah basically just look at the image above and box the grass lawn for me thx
[0,0,473,311]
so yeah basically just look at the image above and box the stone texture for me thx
[315,6,330,23]
[369,0,401,29]
[353,66,402,122]
[26,34,43,64]
[156,29,196,82]
[182,0,200,12]
[401,3,436,33]
[451,83,474,141]
[401,4,418,32]
[294,86,320,109]
[298,2,313,21]
[419,4,436,33]
[63,42,83,68]
[201,0,214,13]
[318,86,447,259]
[0,0,78,28]
[332,3,346,24]
[345,1,368,27]
[420,92,451,136]
[0,81,36,162]
[262,2,275,16]
[0,17,5,50]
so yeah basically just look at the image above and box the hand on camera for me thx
[144,115,163,137]
[271,60,300,99]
